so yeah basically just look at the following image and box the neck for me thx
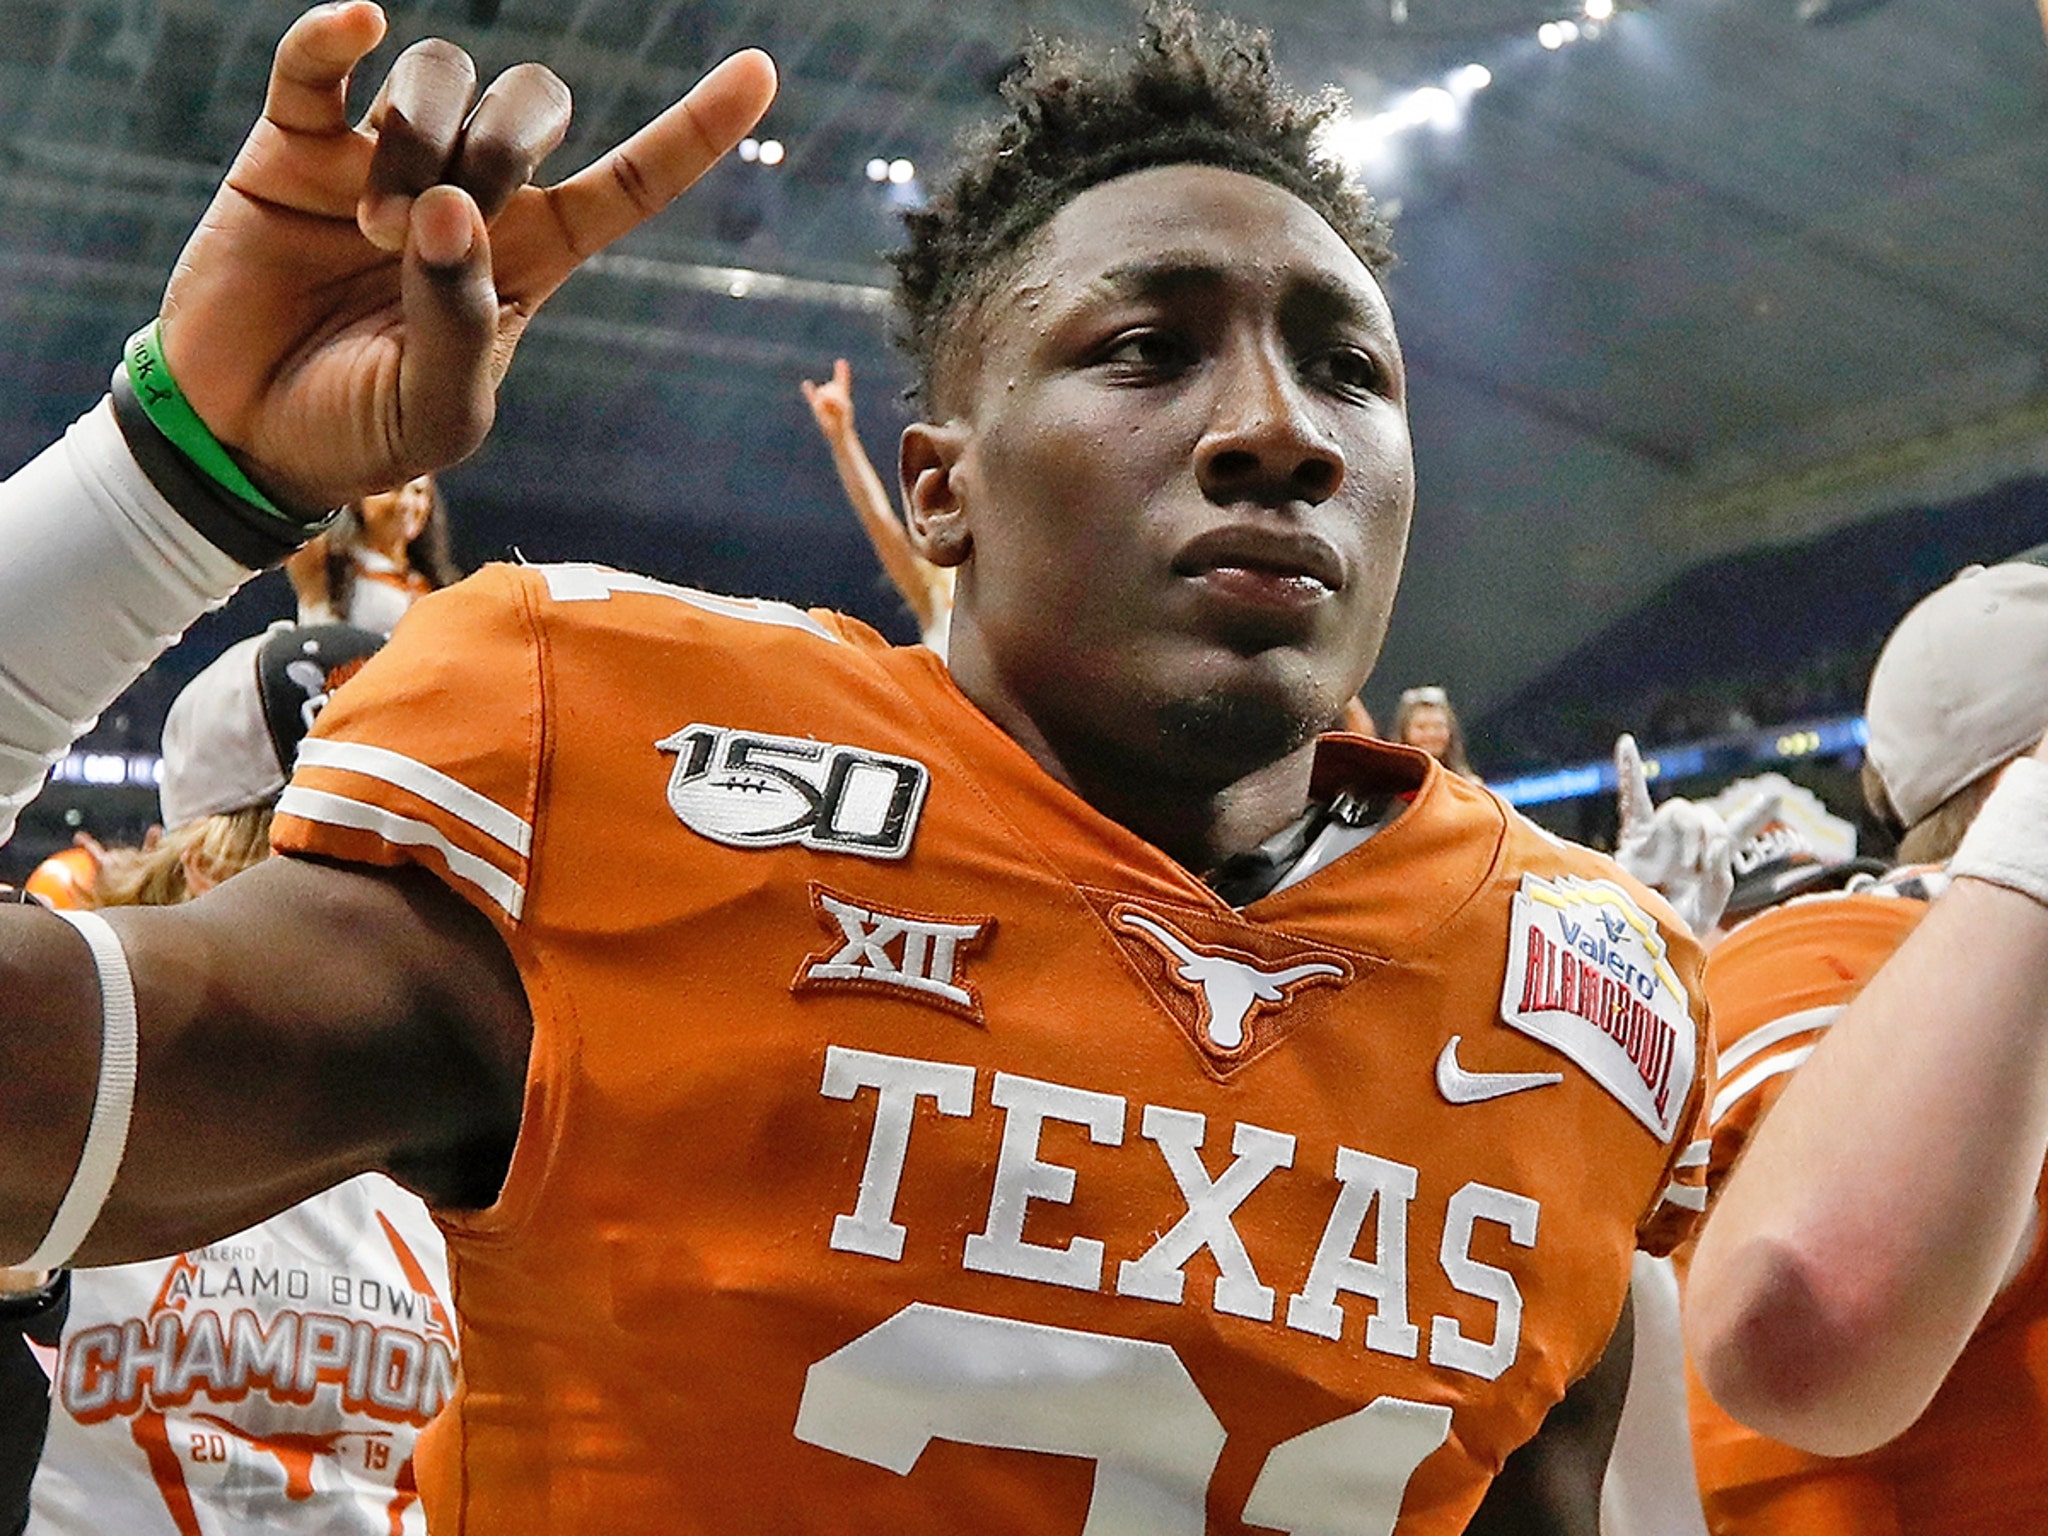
[966,676,1322,880]
[364,531,411,566]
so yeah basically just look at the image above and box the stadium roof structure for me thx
[1,0,2043,717]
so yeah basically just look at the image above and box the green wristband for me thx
[122,319,286,519]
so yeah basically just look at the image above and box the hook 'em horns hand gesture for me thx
[158,1,776,513]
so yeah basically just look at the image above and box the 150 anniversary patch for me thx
[1498,873,1696,1142]
[658,724,930,859]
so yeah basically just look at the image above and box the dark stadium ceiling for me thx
[2,0,2045,715]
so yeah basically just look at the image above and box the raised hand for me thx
[1612,733,1779,936]
[159,2,776,512]
[800,357,856,442]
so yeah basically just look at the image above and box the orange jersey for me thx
[1688,883,2048,1535]
[271,563,1713,1536]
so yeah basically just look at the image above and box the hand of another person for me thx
[0,1266,50,1297]
[1612,733,1777,936]
[800,357,856,443]
[159,1,776,513]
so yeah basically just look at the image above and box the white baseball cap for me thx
[159,623,384,830]
[1864,553,2048,829]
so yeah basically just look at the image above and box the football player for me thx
[0,8,1710,1529]
[0,1,2037,1531]
[1682,554,2048,1532]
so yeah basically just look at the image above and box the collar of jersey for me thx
[880,648,1508,950]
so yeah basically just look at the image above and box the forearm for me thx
[826,436,938,630]
[1687,875,2048,1452]
[0,392,257,846]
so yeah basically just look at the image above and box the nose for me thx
[1194,344,1346,508]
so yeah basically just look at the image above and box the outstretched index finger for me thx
[1615,733,1655,836]
[265,1,389,135]
[1725,791,1783,845]
[506,48,776,296]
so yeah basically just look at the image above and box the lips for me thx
[1172,526,1347,593]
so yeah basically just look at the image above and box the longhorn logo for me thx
[1115,910,1347,1050]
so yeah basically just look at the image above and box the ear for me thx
[179,845,217,898]
[899,421,974,569]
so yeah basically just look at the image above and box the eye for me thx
[1096,328,1196,378]
[1313,345,1387,399]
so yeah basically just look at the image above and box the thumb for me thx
[1614,734,1654,839]
[397,183,498,475]
[1726,791,1783,845]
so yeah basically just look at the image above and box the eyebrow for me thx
[1090,256,1394,341]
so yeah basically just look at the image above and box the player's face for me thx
[918,164,1413,786]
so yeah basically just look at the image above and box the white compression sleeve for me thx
[0,396,253,847]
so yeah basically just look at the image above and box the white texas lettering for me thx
[821,1046,976,1261]
[963,1073,1126,1291]
[820,1047,1541,1381]
[1116,1107,1295,1321]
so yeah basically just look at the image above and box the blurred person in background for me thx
[15,621,459,1536]
[1682,550,2048,1535]
[285,475,460,637]
[800,359,955,655]
[1395,684,1480,779]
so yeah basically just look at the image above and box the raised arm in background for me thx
[801,358,953,645]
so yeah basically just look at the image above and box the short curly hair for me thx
[893,3,1393,413]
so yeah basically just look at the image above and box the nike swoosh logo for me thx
[1435,1036,1564,1104]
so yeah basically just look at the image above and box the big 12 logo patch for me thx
[657,723,930,859]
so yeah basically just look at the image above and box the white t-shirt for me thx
[28,1174,453,1536]
[1600,1253,1710,1536]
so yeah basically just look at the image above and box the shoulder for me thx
[501,562,887,656]
[1489,788,1698,949]
[1703,888,1923,1064]
[380,561,890,669]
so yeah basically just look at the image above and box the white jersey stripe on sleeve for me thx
[537,563,840,642]
[1715,1004,1842,1078]
[276,785,525,921]
[1653,1181,1709,1213]
[1675,1139,1710,1170]
[1710,1045,1816,1128]
[294,739,532,857]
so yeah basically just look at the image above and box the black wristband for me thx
[110,371,339,569]
[0,1271,67,1329]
